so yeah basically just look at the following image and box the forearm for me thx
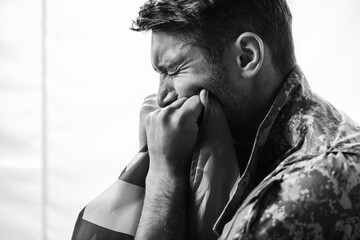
[136,94,204,239]
[135,173,187,240]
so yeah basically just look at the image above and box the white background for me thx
[0,1,359,239]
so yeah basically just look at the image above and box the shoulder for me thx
[225,153,360,240]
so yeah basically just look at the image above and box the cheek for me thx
[173,73,210,98]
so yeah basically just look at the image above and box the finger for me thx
[144,93,157,101]
[140,94,160,121]
[140,104,158,116]
[142,95,159,110]
[180,95,204,122]
[167,97,188,109]
[199,89,207,107]
[139,107,160,148]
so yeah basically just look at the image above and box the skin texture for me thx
[135,30,284,239]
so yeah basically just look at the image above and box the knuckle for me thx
[145,110,159,124]
[158,108,169,122]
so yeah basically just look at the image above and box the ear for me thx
[234,32,264,79]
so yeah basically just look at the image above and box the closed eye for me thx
[153,66,171,76]
[153,64,181,77]
[167,65,182,76]
[167,69,179,76]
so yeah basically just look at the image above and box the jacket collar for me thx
[213,66,313,235]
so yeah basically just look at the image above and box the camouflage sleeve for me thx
[236,152,360,240]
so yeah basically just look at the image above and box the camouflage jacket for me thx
[215,66,360,240]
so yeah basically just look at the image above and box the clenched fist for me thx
[145,91,205,179]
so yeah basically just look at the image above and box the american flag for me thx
[71,145,149,240]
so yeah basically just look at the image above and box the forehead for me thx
[150,31,198,66]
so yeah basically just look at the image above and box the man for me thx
[131,0,360,239]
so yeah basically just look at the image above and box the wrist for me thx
[147,152,192,179]
[146,170,187,195]
[137,170,187,240]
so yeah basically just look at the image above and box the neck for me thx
[230,65,293,173]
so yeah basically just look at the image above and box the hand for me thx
[145,93,204,179]
[139,94,159,149]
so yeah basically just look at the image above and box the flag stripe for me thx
[119,151,149,188]
[72,208,134,240]
[83,180,144,235]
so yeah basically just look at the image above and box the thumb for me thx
[180,95,204,122]
[199,89,207,106]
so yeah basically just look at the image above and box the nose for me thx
[157,76,177,108]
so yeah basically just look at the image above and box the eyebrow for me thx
[152,59,182,74]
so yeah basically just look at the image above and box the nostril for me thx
[157,91,178,108]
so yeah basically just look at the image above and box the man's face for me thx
[150,31,251,129]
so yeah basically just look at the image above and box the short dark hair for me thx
[131,0,295,74]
